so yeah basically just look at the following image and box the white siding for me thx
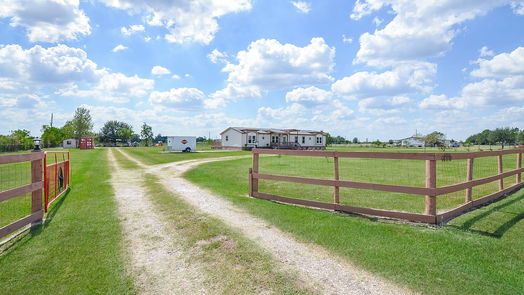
[221,129,243,147]
[257,133,270,147]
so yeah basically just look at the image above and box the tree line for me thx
[0,107,159,152]
[465,127,524,149]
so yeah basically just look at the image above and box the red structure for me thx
[79,137,94,149]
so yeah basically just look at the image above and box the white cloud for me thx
[0,0,90,42]
[112,44,128,52]
[419,47,524,109]
[419,94,466,110]
[460,76,524,106]
[149,88,205,110]
[331,62,435,99]
[212,37,335,101]
[312,100,355,121]
[511,1,524,14]
[372,17,383,26]
[151,65,171,76]
[0,44,100,85]
[373,116,407,125]
[144,36,151,42]
[171,74,180,80]
[291,1,311,13]
[61,72,154,103]
[359,96,410,114]
[285,86,332,107]
[479,46,494,57]
[257,103,307,122]
[207,49,228,64]
[342,35,353,44]
[471,47,524,78]
[121,24,145,36]
[351,1,517,67]
[99,0,252,44]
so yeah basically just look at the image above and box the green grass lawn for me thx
[185,156,524,295]
[0,148,135,294]
[253,152,519,213]
[120,146,247,165]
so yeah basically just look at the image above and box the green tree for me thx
[62,107,93,140]
[325,133,332,145]
[424,131,445,147]
[10,129,33,150]
[119,128,133,145]
[140,122,154,146]
[99,121,133,144]
[41,126,65,147]
[352,137,359,144]
[518,130,524,145]
[490,127,517,149]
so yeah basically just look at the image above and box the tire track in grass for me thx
[117,148,412,295]
[108,149,208,295]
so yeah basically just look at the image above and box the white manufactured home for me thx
[220,127,326,150]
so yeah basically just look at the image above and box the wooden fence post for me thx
[465,158,474,203]
[517,152,522,184]
[31,151,43,226]
[333,156,340,204]
[248,168,253,196]
[498,153,503,191]
[425,159,437,218]
[252,151,259,194]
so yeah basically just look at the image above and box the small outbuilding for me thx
[220,127,326,150]
[62,138,78,149]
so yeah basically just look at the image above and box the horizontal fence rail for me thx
[0,150,71,241]
[249,148,524,224]
[0,151,44,239]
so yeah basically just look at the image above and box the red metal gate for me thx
[44,151,70,212]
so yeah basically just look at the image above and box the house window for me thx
[225,136,228,141]
[262,136,265,140]
[302,136,305,144]
[272,136,279,143]
[294,136,298,143]
[248,135,256,144]
[67,140,71,145]
[316,137,322,144]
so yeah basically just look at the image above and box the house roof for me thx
[220,127,325,136]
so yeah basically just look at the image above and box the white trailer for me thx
[166,136,196,152]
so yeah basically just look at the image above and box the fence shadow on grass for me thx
[42,188,70,228]
[448,190,524,238]
[0,189,70,255]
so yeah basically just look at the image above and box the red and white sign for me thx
[181,139,188,144]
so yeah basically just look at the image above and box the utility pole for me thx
[50,113,54,127]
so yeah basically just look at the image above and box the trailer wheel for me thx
[184,147,191,153]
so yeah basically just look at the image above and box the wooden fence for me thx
[0,151,44,239]
[0,151,71,240]
[248,148,524,224]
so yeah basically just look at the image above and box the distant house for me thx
[62,138,78,149]
[220,127,326,150]
[399,136,425,147]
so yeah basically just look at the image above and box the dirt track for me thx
[117,148,411,295]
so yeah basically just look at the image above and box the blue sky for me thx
[1,0,524,141]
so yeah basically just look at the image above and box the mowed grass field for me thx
[120,145,247,165]
[1,146,522,294]
[253,151,520,213]
[183,146,524,295]
[0,149,134,294]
